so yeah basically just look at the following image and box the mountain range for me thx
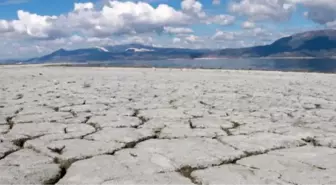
[25,44,209,63]
[16,29,336,63]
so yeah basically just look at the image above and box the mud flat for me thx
[1,65,336,184]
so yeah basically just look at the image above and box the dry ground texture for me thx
[1,65,336,184]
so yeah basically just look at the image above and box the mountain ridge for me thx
[20,29,336,63]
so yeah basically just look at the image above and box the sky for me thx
[0,0,335,59]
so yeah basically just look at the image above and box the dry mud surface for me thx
[1,65,336,184]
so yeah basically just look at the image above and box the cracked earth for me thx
[1,65,336,184]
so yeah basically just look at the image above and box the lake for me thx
[80,58,336,73]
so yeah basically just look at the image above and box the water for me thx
[82,58,336,73]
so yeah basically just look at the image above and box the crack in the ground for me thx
[188,119,196,129]
[220,126,232,136]
[47,145,66,155]
[199,101,215,109]
[278,174,298,185]
[169,99,178,109]
[14,107,24,114]
[12,134,46,148]
[68,109,78,117]
[301,137,322,147]
[176,144,309,185]
[130,109,150,129]
[3,107,25,134]
[220,120,245,136]
[49,131,162,184]
[5,116,15,130]
[0,134,47,160]
[300,161,327,170]
[230,121,241,129]
[177,166,201,185]
[81,115,91,124]
[0,148,21,160]
[45,165,67,185]
[153,126,164,139]
[80,122,102,139]
[13,93,24,100]
[215,137,240,150]
[119,135,157,151]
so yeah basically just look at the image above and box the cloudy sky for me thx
[0,0,335,59]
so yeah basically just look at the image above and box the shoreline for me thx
[1,63,335,74]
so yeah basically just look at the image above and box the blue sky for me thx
[0,0,334,59]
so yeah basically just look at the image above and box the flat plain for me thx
[1,65,336,184]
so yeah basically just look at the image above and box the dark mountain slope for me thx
[219,29,336,57]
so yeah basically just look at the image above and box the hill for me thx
[218,29,336,58]
[23,29,336,63]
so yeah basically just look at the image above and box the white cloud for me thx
[185,34,202,43]
[65,1,191,37]
[173,37,181,43]
[121,35,154,45]
[207,14,235,25]
[327,21,336,28]
[212,30,237,40]
[241,21,255,29]
[289,0,336,25]
[0,10,59,39]
[74,2,94,11]
[0,20,12,32]
[0,0,236,41]
[164,26,194,35]
[0,1,192,39]
[181,0,206,18]
[69,35,84,43]
[229,0,295,22]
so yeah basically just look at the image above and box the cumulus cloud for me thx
[212,30,237,40]
[181,0,206,18]
[0,0,238,42]
[0,20,12,32]
[327,21,336,28]
[164,27,194,35]
[230,0,336,26]
[74,2,94,11]
[290,0,336,25]
[207,14,235,25]
[229,0,295,21]
[173,37,182,43]
[66,1,191,37]
[172,34,203,45]
[241,21,255,29]
[0,1,193,40]
[185,35,200,43]
[0,10,60,39]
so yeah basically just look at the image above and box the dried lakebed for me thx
[0,65,336,184]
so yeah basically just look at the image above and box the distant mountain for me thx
[218,29,336,58]
[26,44,209,63]
[22,29,336,63]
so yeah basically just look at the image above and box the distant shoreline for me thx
[1,62,335,74]
[2,56,336,64]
